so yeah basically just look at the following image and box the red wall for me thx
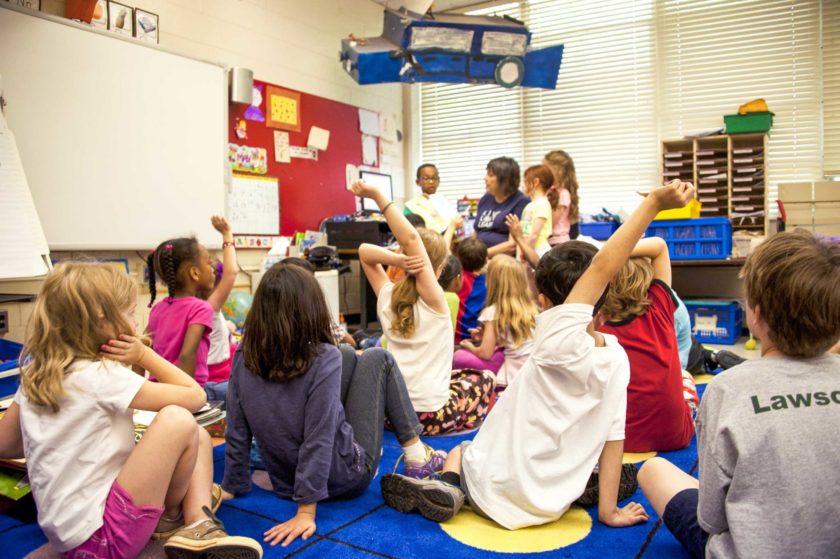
[228,80,364,236]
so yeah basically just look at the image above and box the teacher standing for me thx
[474,157,530,258]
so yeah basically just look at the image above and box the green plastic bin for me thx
[724,111,774,134]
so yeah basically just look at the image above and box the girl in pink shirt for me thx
[544,150,580,244]
[147,220,228,398]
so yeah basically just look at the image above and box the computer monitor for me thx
[358,170,393,212]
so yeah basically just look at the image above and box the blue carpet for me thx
[1,385,708,558]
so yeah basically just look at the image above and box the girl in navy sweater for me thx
[221,262,444,548]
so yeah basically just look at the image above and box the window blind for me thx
[521,0,659,212]
[658,0,823,209]
[419,0,830,214]
[824,0,840,176]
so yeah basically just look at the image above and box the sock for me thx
[403,440,427,463]
[440,471,462,488]
[183,518,206,530]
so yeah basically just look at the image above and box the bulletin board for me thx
[228,79,370,236]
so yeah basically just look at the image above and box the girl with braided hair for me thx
[147,218,226,397]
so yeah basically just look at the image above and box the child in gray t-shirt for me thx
[637,230,840,559]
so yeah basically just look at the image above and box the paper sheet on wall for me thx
[380,113,398,142]
[273,131,290,163]
[290,146,318,160]
[359,109,380,137]
[228,175,280,235]
[307,126,330,151]
[0,113,51,278]
[361,134,378,166]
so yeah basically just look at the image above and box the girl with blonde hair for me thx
[355,181,496,436]
[0,262,261,558]
[455,254,538,388]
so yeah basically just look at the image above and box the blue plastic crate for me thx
[0,339,22,398]
[580,222,619,240]
[684,300,742,345]
[645,217,732,260]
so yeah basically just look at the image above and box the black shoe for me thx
[575,463,638,507]
[713,350,747,370]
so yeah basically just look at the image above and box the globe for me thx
[222,291,253,330]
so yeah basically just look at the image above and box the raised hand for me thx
[350,180,380,199]
[211,215,231,235]
[505,214,524,241]
[649,180,696,212]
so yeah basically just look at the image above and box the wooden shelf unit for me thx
[661,133,768,235]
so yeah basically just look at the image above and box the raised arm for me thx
[443,215,464,254]
[565,181,694,306]
[630,237,672,286]
[207,215,237,312]
[352,181,448,315]
[506,214,540,268]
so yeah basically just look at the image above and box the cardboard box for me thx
[814,181,840,203]
[778,182,813,203]
[814,202,840,224]
[783,202,813,226]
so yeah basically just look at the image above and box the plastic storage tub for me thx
[645,217,732,260]
[683,300,743,345]
[580,222,619,240]
[724,112,774,134]
[0,340,22,398]
[655,199,701,220]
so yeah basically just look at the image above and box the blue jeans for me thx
[251,345,422,475]
[204,381,228,402]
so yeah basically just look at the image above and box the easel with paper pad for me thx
[0,89,51,279]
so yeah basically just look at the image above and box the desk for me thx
[338,249,378,330]
[672,258,746,299]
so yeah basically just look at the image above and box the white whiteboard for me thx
[0,6,227,250]
[228,175,280,235]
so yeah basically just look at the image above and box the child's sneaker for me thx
[402,444,447,479]
[163,506,262,559]
[153,484,222,540]
[381,473,464,522]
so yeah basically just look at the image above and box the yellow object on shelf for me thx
[655,198,701,220]
[737,98,769,115]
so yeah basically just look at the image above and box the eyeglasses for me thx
[420,176,440,182]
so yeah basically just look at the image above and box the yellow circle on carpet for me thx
[440,506,592,553]
[623,451,656,464]
[693,373,714,385]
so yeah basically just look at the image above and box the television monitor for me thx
[358,170,394,212]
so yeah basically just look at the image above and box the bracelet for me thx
[222,241,235,248]
[381,201,394,214]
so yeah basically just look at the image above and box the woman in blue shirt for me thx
[474,157,530,258]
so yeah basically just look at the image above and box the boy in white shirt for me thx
[381,180,695,529]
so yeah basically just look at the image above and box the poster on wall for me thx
[107,1,133,35]
[134,8,159,43]
[266,86,301,132]
[90,0,108,27]
[228,143,268,174]
[273,130,290,163]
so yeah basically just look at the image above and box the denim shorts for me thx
[662,488,709,559]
